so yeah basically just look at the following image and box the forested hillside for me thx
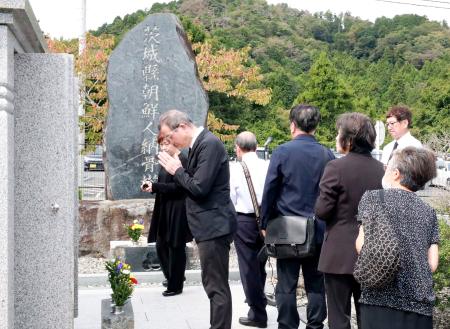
[92,0,450,148]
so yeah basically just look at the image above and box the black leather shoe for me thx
[162,289,182,297]
[238,317,267,328]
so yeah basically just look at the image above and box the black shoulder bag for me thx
[263,146,330,259]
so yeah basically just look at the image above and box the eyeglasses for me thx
[386,121,399,127]
[164,124,180,139]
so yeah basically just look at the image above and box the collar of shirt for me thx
[396,131,413,146]
[241,151,259,163]
[190,126,204,149]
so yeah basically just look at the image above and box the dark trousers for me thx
[234,215,267,322]
[360,304,432,329]
[276,247,327,329]
[197,234,233,329]
[156,239,187,291]
[324,273,361,329]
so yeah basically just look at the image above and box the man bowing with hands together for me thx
[157,109,237,329]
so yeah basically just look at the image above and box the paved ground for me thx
[76,282,285,329]
[75,280,324,329]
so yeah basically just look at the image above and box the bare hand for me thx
[158,151,182,175]
[260,229,266,237]
[141,181,153,192]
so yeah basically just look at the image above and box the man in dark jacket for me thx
[261,104,334,329]
[158,110,237,329]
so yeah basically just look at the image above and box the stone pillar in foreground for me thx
[1,1,78,328]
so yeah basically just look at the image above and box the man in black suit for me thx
[158,110,237,329]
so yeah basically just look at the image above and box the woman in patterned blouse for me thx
[355,147,439,329]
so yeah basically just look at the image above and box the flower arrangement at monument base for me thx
[105,258,138,314]
[125,218,145,244]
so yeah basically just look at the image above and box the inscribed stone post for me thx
[105,13,208,200]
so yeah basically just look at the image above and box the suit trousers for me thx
[276,247,327,329]
[234,214,267,322]
[324,273,361,329]
[156,239,169,280]
[197,234,233,329]
[156,239,187,291]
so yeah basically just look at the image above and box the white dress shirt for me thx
[381,131,422,165]
[229,152,269,214]
[190,126,204,148]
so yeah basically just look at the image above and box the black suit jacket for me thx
[173,129,237,242]
[315,152,384,274]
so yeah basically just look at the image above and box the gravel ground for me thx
[78,255,108,274]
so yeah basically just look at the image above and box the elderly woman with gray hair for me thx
[356,147,439,329]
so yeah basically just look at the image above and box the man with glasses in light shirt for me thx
[381,106,422,167]
[230,131,270,328]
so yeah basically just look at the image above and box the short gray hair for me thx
[235,131,257,152]
[390,147,437,191]
[159,109,193,130]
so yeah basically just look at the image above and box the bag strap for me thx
[240,161,261,222]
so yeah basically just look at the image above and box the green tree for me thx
[295,52,355,146]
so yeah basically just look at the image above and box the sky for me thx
[28,0,450,40]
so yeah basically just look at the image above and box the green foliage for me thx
[295,52,354,146]
[87,0,450,149]
[434,220,450,307]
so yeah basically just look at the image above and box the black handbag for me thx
[354,190,400,288]
[264,215,316,259]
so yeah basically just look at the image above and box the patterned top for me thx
[357,189,440,316]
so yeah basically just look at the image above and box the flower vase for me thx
[113,305,124,315]
[131,240,139,246]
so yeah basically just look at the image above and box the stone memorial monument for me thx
[0,1,78,328]
[105,13,208,200]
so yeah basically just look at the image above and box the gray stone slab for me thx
[0,0,47,52]
[113,245,159,272]
[101,299,134,329]
[112,243,197,272]
[105,13,208,200]
[14,53,76,329]
[0,26,16,329]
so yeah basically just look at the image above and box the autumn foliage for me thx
[193,42,271,106]
[48,33,115,147]
[47,31,271,146]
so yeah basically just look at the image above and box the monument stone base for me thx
[110,242,198,272]
[101,299,134,329]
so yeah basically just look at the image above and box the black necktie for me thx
[388,141,398,161]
